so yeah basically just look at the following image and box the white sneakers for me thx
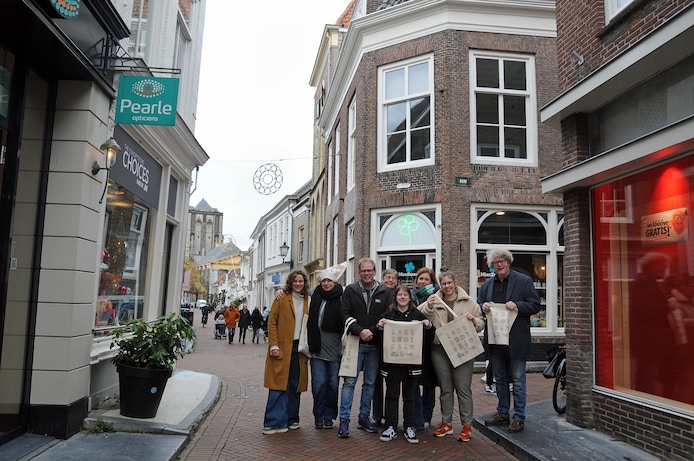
[380,426,397,441]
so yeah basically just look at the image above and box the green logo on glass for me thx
[115,76,179,126]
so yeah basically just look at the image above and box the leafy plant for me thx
[85,418,115,434]
[110,312,196,371]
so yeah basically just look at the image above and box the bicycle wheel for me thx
[552,362,567,414]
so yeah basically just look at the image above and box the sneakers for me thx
[484,413,510,426]
[288,422,300,430]
[433,422,453,437]
[379,426,397,442]
[457,423,472,442]
[403,426,419,444]
[357,416,377,433]
[337,419,350,438]
[508,418,525,433]
[262,427,288,435]
[484,384,496,394]
[315,419,333,429]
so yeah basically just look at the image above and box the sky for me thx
[190,1,349,250]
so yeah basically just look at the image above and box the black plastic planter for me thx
[117,364,172,418]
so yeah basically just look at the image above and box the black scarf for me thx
[308,283,343,353]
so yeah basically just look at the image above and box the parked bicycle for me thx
[543,345,567,414]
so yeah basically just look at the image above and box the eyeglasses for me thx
[360,269,375,273]
[492,260,507,266]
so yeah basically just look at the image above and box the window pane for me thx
[477,93,499,124]
[386,102,407,133]
[385,68,405,100]
[504,60,527,90]
[410,97,430,129]
[408,61,429,94]
[410,127,430,161]
[478,211,546,244]
[387,132,406,164]
[477,126,499,157]
[476,58,499,88]
[504,127,527,159]
[504,95,526,126]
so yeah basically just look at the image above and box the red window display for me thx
[592,155,694,406]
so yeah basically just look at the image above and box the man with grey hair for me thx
[337,258,392,438]
[477,248,540,433]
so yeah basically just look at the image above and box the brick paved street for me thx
[177,310,553,461]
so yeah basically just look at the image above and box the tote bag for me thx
[433,298,484,368]
[382,320,423,365]
[298,314,311,357]
[338,317,360,377]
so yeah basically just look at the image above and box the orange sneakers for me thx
[457,423,472,442]
[433,422,453,437]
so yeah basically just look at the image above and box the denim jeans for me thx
[263,341,301,429]
[414,384,436,427]
[339,344,378,421]
[227,328,236,343]
[311,358,340,423]
[491,345,527,421]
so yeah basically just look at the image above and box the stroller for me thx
[213,311,227,339]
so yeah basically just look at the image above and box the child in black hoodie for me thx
[376,284,435,444]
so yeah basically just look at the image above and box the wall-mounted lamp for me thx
[92,137,121,204]
[279,241,292,267]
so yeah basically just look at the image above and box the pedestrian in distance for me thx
[251,307,263,344]
[376,285,435,444]
[262,270,310,435]
[224,304,240,344]
[420,269,484,442]
[238,303,251,344]
[478,248,541,433]
[337,258,393,438]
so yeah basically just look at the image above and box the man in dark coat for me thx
[477,248,540,433]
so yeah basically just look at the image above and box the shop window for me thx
[478,210,546,245]
[592,155,694,407]
[96,182,151,329]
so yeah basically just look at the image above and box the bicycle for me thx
[543,345,567,414]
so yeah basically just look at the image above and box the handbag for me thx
[382,320,423,365]
[298,313,311,357]
[338,317,360,377]
[433,297,485,368]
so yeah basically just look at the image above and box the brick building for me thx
[540,0,694,459]
[309,0,564,356]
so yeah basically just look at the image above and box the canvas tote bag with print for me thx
[382,319,424,365]
[338,317,360,377]
[433,297,485,368]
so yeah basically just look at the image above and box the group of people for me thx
[261,248,541,445]
[214,303,269,344]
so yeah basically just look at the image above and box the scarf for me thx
[307,283,343,353]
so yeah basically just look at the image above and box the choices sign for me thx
[115,76,179,126]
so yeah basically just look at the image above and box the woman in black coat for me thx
[251,307,263,343]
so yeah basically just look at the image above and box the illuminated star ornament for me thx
[50,0,80,18]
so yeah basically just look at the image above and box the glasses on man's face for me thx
[360,269,375,273]
[492,260,507,266]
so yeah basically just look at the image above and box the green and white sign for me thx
[115,76,179,126]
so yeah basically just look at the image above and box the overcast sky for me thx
[190,1,348,250]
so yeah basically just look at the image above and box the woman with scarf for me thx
[307,262,347,430]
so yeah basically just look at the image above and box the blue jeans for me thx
[263,341,301,429]
[311,358,340,423]
[414,384,436,428]
[491,345,527,421]
[339,344,379,421]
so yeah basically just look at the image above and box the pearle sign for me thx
[115,76,179,126]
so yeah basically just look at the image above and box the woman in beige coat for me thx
[262,270,310,434]
[419,269,484,443]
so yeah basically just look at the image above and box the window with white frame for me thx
[378,55,434,172]
[333,216,339,265]
[348,98,356,190]
[298,226,304,262]
[605,0,634,21]
[326,224,332,267]
[470,51,537,166]
[347,220,355,283]
[334,123,341,197]
[327,141,333,205]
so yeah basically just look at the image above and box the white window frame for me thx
[334,123,341,197]
[333,216,339,266]
[470,50,538,167]
[326,224,332,267]
[377,54,435,172]
[605,0,634,22]
[347,220,355,283]
[327,141,333,205]
[348,98,356,191]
